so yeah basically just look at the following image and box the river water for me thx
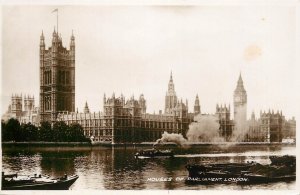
[1,144,296,190]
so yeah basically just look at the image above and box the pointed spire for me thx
[238,72,243,85]
[234,72,246,93]
[251,110,255,119]
[41,30,44,39]
[103,93,106,104]
[40,31,45,47]
[167,71,175,94]
[71,30,75,41]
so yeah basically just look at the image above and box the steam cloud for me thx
[154,131,187,146]
[231,104,249,142]
[155,105,250,145]
[186,114,225,142]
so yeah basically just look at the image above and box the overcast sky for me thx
[1,5,299,119]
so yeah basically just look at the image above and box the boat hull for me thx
[2,175,79,190]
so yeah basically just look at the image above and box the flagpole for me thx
[52,9,58,34]
[57,9,58,33]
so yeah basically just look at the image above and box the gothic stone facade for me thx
[58,94,192,143]
[57,74,193,144]
[39,30,75,123]
[246,111,296,143]
[215,104,233,141]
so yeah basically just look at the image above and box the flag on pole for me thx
[52,8,58,13]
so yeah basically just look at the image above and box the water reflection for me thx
[2,145,296,190]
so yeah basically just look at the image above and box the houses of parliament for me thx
[2,29,296,144]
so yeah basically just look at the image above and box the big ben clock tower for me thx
[233,73,247,121]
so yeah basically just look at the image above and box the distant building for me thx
[246,110,295,143]
[260,110,283,142]
[2,94,39,126]
[246,112,265,142]
[282,117,296,140]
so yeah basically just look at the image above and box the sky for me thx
[1,4,299,120]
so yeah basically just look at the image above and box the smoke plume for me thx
[154,131,187,146]
[186,114,225,142]
[231,104,249,142]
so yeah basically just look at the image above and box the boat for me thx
[269,155,296,166]
[2,172,79,190]
[185,156,296,185]
[185,162,255,184]
[135,148,174,158]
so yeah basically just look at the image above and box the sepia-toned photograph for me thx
[1,1,299,194]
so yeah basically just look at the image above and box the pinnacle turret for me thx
[84,101,90,114]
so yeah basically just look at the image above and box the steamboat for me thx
[135,148,174,158]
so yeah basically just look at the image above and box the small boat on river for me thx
[135,148,174,158]
[2,172,79,190]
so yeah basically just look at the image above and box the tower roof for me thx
[71,30,75,43]
[40,30,44,39]
[234,73,246,93]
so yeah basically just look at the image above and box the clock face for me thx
[235,96,240,101]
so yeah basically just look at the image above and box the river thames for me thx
[2,144,296,190]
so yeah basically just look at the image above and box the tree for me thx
[39,121,52,141]
[52,121,68,142]
[2,119,89,143]
[21,123,38,141]
[69,123,88,142]
[2,120,8,141]
[5,118,21,141]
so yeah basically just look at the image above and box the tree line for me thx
[1,118,90,142]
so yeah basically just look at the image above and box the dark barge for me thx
[186,155,296,185]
